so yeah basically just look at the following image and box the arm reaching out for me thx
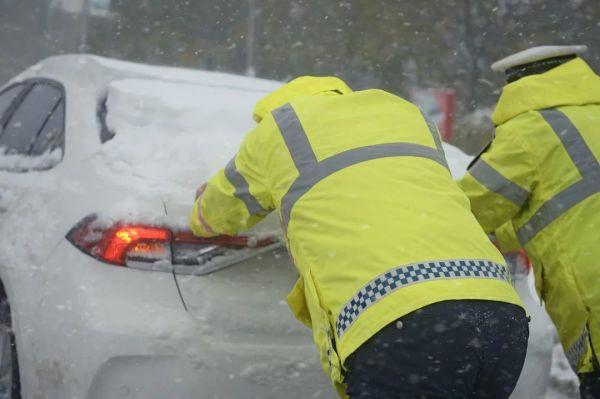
[189,122,274,237]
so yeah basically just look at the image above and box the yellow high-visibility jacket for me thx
[191,76,523,396]
[460,58,600,374]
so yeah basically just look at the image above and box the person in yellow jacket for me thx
[459,45,600,399]
[190,76,528,398]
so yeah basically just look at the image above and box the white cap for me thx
[491,45,588,72]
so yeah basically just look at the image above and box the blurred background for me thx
[1,0,599,152]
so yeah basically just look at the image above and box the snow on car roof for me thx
[9,54,281,94]
[97,77,264,194]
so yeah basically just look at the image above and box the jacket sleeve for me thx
[190,123,274,237]
[458,125,537,233]
[494,221,521,253]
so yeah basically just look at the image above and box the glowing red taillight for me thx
[66,214,278,273]
[102,226,171,265]
[66,215,172,266]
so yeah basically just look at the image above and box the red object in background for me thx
[490,236,532,274]
[518,248,532,273]
[410,88,456,142]
[433,90,455,141]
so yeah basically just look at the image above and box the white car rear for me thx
[0,55,335,399]
[0,54,554,398]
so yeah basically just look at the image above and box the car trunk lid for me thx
[165,203,312,346]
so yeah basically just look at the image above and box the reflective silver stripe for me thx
[272,104,318,173]
[516,108,600,245]
[517,177,599,244]
[540,109,598,177]
[280,143,448,228]
[421,111,449,169]
[566,326,590,371]
[274,104,450,229]
[336,259,511,338]
[224,157,269,216]
[469,158,530,206]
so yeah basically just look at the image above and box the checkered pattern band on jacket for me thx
[336,259,511,338]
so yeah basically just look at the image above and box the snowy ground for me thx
[547,342,581,398]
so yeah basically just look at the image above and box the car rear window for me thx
[30,100,65,156]
[0,79,65,171]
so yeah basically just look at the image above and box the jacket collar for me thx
[492,58,600,125]
[252,76,352,123]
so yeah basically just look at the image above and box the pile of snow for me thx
[0,148,62,171]
[92,56,279,93]
[98,78,260,191]
[546,342,580,398]
[442,142,471,179]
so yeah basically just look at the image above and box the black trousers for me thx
[580,369,600,399]
[344,300,529,399]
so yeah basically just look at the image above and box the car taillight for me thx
[66,214,279,274]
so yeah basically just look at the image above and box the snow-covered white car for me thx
[0,54,556,399]
[0,55,338,399]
